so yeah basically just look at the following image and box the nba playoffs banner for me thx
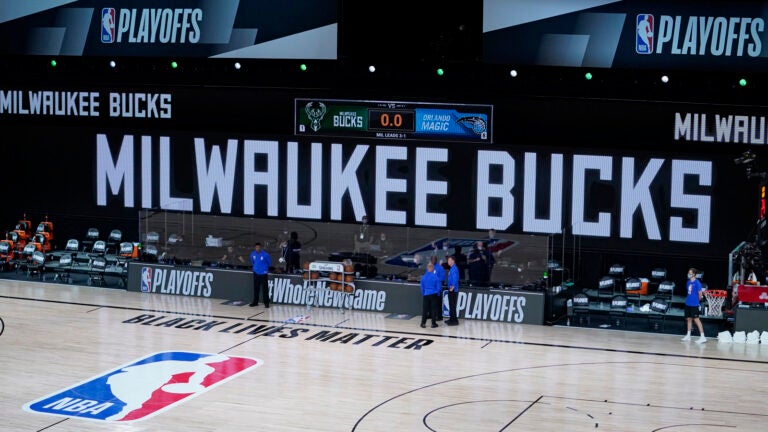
[0,0,337,58]
[127,262,253,301]
[125,267,546,324]
[483,0,768,70]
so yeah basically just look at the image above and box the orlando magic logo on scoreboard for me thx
[24,351,261,423]
[101,8,116,43]
[636,14,654,54]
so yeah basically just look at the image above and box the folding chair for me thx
[608,264,625,294]
[647,297,670,331]
[119,242,137,258]
[649,267,667,294]
[107,229,122,254]
[609,295,628,328]
[27,251,46,279]
[598,276,615,304]
[82,228,99,251]
[571,292,591,326]
[656,280,675,302]
[608,264,624,278]
[7,231,24,251]
[16,243,37,274]
[145,231,160,244]
[31,233,51,253]
[89,240,107,258]
[35,219,54,245]
[168,233,182,245]
[64,239,80,255]
[53,254,74,283]
[624,277,644,307]
[143,244,159,262]
[0,240,15,271]
[15,217,32,238]
[88,256,108,286]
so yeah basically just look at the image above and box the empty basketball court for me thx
[2,278,767,431]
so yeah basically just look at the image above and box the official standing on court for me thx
[249,242,272,308]
[445,255,460,326]
[682,267,706,343]
[420,263,441,328]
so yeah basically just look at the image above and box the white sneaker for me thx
[681,334,691,341]
[696,336,707,344]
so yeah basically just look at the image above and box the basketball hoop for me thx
[703,290,727,317]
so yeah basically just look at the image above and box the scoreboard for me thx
[295,98,493,143]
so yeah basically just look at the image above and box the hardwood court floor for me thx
[2,279,768,432]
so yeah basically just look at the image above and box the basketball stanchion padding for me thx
[703,290,727,317]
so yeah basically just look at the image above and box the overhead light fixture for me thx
[368,65,376,73]
[509,69,518,77]
[584,72,593,80]
[234,62,241,70]
[661,75,669,83]
[109,60,116,68]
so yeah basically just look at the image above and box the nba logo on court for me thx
[23,351,261,423]
[636,14,654,54]
[101,8,116,43]
[140,267,152,292]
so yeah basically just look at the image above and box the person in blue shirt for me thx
[249,242,272,308]
[420,263,442,328]
[445,255,460,326]
[429,255,446,322]
[682,267,706,343]
[430,255,445,283]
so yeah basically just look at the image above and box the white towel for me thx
[761,331,768,344]
[746,330,761,344]
[717,330,733,343]
[733,331,747,343]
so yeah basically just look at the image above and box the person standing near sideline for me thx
[429,255,446,322]
[481,240,495,283]
[285,231,301,273]
[452,245,468,280]
[249,242,272,308]
[445,255,460,326]
[430,255,445,284]
[420,263,441,328]
[682,267,706,343]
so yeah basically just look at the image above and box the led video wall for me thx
[0,83,762,286]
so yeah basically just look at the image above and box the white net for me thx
[703,290,727,317]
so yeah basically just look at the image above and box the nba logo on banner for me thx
[636,14,654,54]
[101,8,116,43]
[140,267,152,292]
[24,351,262,423]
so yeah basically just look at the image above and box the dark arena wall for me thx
[0,82,760,289]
